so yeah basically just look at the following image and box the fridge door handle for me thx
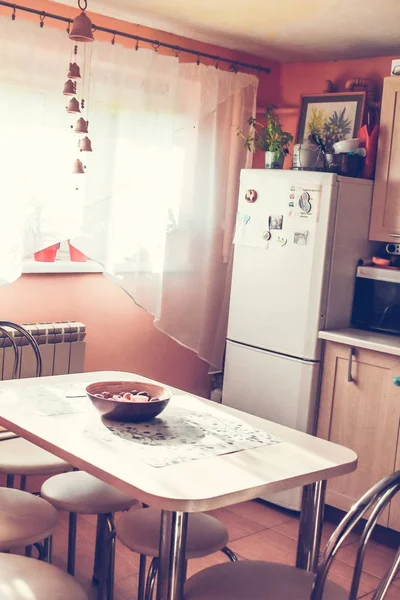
[347,347,355,382]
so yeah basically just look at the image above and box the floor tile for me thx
[337,539,398,580]
[273,515,359,548]
[206,506,266,541]
[359,586,400,599]
[227,499,293,529]
[327,559,380,597]
[229,528,297,564]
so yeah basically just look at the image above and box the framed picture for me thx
[296,92,366,148]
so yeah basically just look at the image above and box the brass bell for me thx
[72,158,85,174]
[68,11,94,43]
[63,80,76,96]
[66,97,81,114]
[79,136,92,152]
[74,117,88,134]
[67,62,81,79]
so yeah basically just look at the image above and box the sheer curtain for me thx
[0,15,258,371]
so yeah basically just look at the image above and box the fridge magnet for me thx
[269,215,283,230]
[245,189,258,203]
[277,236,287,247]
[233,213,270,248]
[293,231,309,245]
[288,183,321,221]
[242,214,251,225]
[263,230,271,241]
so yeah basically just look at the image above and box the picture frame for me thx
[296,92,366,147]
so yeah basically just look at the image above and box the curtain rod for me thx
[0,1,271,74]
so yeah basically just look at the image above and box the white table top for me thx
[0,371,357,512]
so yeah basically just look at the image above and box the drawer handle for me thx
[390,234,400,238]
[394,377,400,387]
[347,347,355,382]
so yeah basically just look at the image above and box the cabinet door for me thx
[389,373,400,531]
[369,77,400,242]
[317,342,400,525]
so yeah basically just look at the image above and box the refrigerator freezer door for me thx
[223,340,320,434]
[228,170,338,361]
[223,340,321,511]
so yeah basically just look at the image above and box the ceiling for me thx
[56,0,399,62]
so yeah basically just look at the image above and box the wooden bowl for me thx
[86,381,171,422]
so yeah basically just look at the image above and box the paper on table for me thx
[0,382,92,416]
[84,405,282,468]
[233,212,270,249]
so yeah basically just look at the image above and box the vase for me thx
[33,243,60,262]
[68,241,87,262]
[265,151,284,169]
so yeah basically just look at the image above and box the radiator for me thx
[0,322,86,380]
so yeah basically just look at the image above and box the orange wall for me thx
[0,1,278,397]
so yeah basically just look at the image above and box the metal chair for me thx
[0,320,71,491]
[184,471,400,600]
[115,507,238,600]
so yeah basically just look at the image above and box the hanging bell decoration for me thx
[67,62,81,79]
[66,97,81,114]
[72,158,85,174]
[74,117,88,134]
[79,136,92,152]
[63,80,76,96]
[68,4,94,43]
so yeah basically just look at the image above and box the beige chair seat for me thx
[41,471,138,514]
[0,487,58,549]
[0,437,70,475]
[116,508,229,559]
[184,561,348,600]
[0,553,87,600]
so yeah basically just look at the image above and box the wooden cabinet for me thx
[369,76,400,242]
[317,342,400,529]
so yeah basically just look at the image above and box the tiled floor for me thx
[47,500,400,600]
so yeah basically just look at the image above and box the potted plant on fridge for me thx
[238,106,294,168]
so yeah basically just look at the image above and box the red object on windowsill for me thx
[68,241,87,262]
[33,243,60,262]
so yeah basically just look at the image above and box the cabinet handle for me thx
[347,347,355,382]
[394,377,400,387]
[390,234,400,238]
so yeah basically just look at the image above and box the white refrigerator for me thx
[223,169,373,510]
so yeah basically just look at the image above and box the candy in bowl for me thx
[86,381,171,422]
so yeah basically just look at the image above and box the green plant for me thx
[238,106,294,156]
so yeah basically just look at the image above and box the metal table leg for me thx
[296,480,327,573]
[156,510,188,600]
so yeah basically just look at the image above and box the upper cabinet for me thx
[369,77,400,242]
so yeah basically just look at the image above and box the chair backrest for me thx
[0,320,42,379]
[311,470,400,600]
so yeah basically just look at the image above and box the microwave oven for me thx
[351,266,400,335]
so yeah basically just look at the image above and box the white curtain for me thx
[0,15,258,371]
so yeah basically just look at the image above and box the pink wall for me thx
[0,274,211,396]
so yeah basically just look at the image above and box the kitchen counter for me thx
[318,328,400,357]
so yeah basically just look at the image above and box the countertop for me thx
[318,328,400,357]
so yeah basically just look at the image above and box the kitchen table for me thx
[0,371,357,600]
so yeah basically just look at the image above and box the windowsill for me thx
[22,259,104,274]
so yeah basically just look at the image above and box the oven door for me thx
[352,269,400,335]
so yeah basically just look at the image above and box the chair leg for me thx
[93,514,107,585]
[67,512,77,575]
[138,555,147,600]
[145,558,159,600]
[20,475,27,491]
[6,474,14,488]
[25,545,32,557]
[43,536,53,563]
[221,546,239,562]
[106,516,116,600]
